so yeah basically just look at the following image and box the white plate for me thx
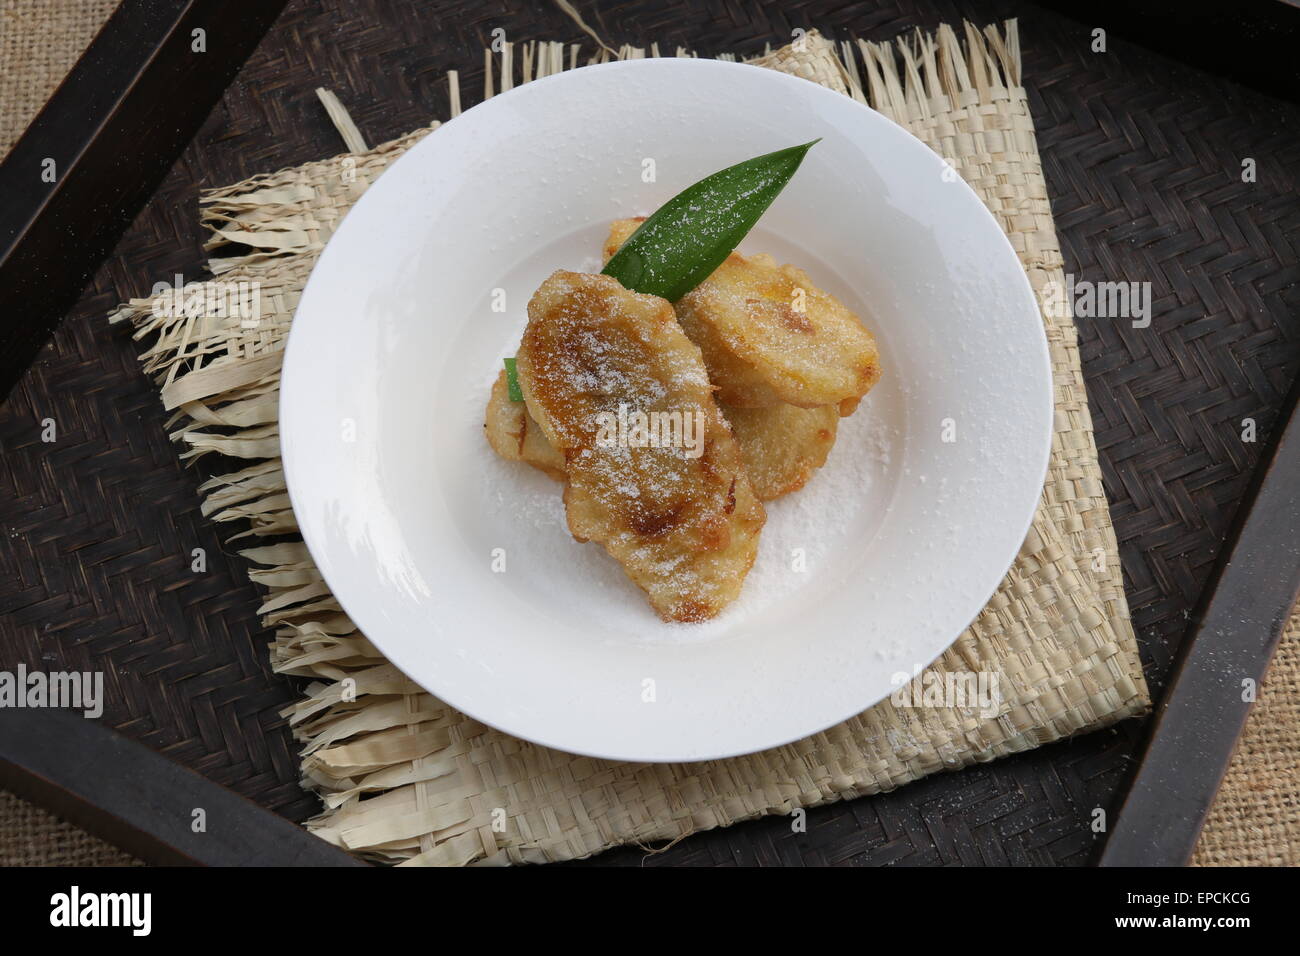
[281,58,1052,762]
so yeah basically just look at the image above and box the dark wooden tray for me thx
[2,0,1298,866]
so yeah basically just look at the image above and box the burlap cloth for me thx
[0,9,1278,866]
[0,0,118,157]
[1191,612,1300,866]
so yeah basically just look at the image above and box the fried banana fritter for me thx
[487,377,837,502]
[605,218,881,414]
[484,369,567,480]
[722,403,838,499]
[515,270,765,622]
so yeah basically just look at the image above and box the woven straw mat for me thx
[109,21,1150,865]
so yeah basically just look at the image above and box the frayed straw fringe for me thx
[110,21,1148,865]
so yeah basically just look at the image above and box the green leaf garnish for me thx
[503,357,523,402]
[602,139,820,302]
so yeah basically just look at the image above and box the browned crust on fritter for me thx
[484,369,567,480]
[722,402,839,500]
[487,382,839,503]
[515,270,765,622]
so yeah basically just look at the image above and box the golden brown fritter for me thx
[515,270,765,622]
[484,369,567,480]
[487,379,837,502]
[722,403,838,500]
[605,218,882,413]
[600,217,643,262]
